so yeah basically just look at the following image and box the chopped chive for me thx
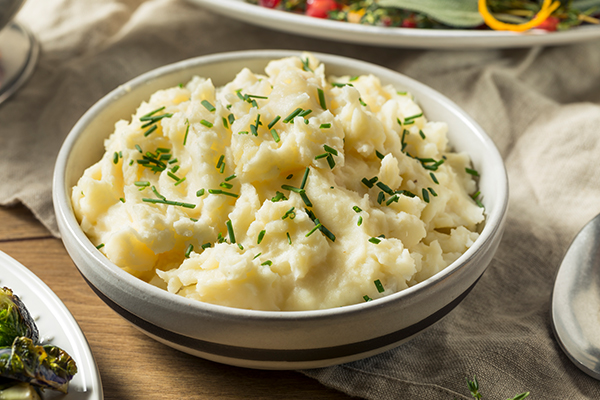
[134,181,150,187]
[200,119,213,128]
[268,115,281,129]
[430,173,439,184]
[255,114,262,127]
[228,113,236,125]
[140,106,165,120]
[167,171,181,182]
[315,153,329,160]
[270,128,280,143]
[282,207,296,220]
[219,163,225,173]
[375,150,385,160]
[422,188,430,203]
[419,130,426,139]
[286,232,292,245]
[326,153,336,169]
[281,185,305,194]
[377,191,385,205]
[129,160,134,166]
[224,174,236,182]
[357,216,363,226]
[135,144,143,153]
[317,88,327,110]
[238,131,249,135]
[226,220,236,244]
[286,174,294,180]
[363,295,372,302]
[397,91,407,95]
[250,124,258,136]
[323,145,338,156]
[361,178,374,188]
[428,187,438,197]
[171,165,180,173]
[283,108,303,123]
[397,189,417,198]
[271,191,287,202]
[208,189,238,198]
[251,99,258,108]
[404,112,423,122]
[300,192,313,208]
[261,260,273,266]
[247,94,268,99]
[222,117,228,129]
[466,167,480,177]
[386,194,400,206]
[216,155,224,169]
[397,117,403,127]
[119,197,125,203]
[201,100,216,112]
[403,119,415,126]
[353,206,362,213]
[257,230,266,244]
[299,109,312,118]
[376,182,394,195]
[369,237,381,244]
[151,186,166,200]
[349,76,359,81]
[300,167,310,189]
[319,225,336,242]
[374,279,385,293]
[156,147,170,154]
[220,182,233,189]
[142,198,196,208]
[196,189,205,197]
[174,177,186,186]
[235,90,247,102]
[190,218,198,222]
[301,57,313,72]
[168,158,178,164]
[183,123,190,145]
[113,152,119,164]
[185,244,194,258]
[401,129,408,151]
[96,243,105,249]
[306,223,322,237]
[319,123,331,129]
[253,252,262,259]
[359,98,367,107]
[201,242,211,250]
[144,124,157,137]
[332,82,352,87]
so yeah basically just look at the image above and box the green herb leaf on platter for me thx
[376,0,483,28]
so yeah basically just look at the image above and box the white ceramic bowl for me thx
[53,50,508,370]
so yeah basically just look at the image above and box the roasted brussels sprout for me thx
[0,288,38,347]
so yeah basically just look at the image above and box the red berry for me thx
[306,0,338,19]
[401,16,417,28]
[536,16,560,31]
[259,0,281,8]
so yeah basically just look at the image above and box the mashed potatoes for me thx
[72,53,484,311]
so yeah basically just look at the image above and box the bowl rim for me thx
[53,49,509,322]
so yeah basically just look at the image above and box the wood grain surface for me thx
[0,205,355,400]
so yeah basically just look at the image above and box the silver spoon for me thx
[552,213,600,380]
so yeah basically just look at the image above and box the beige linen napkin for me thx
[3,0,600,398]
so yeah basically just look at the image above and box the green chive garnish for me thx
[323,145,338,156]
[140,106,165,120]
[363,295,372,302]
[222,117,228,129]
[326,153,336,169]
[185,244,194,258]
[271,191,287,202]
[404,112,423,123]
[268,115,281,129]
[220,182,233,189]
[430,173,439,184]
[300,167,310,190]
[270,129,280,143]
[357,216,363,226]
[375,150,385,160]
[319,123,331,129]
[196,189,205,197]
[369,237,381,244]
[226,220,236,244]
[376,182,394,195]
[422,188,430,203]
[96,243,105,249]
[208,189,238,198]
[315,153,329,160]
[261,260,273,266]
[359,98,367,107]
[135,181,150,187]
[465,167,480,177]
[282,207,296,220]
[419,130,426,139]
[281,184,305,194]
[201,100,215,112]
[306,223,322,237]
[142,198,196,208]
[257,230,266,244]
[183,123,190,145]
[228,113,235,125]
[253,253,262,259]
[287,232,292,245]
[216,155,224,169]
[144,124,157,137]
[201,243,211,250]
[301,57,313,72]
[428,187,438,197]
[374,279,385,293]
[200,119,213,128]
[224,174,236,182]
[113,152,119,164]
[286,174,294,180]
[135,144,143,153]
[174,177,186,186]
[283,108,303,123]
[353,206,362,213]
[317,88,327,110]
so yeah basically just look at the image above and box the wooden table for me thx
[0,205,354,400]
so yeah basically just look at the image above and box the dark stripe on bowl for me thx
[82,276,477,362]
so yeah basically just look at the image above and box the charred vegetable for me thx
[0,337,77,394]
[0,288,38,347]
[0,287,77,395]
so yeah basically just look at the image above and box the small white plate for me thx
[188,0,600,49]
[0,250,103,400]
